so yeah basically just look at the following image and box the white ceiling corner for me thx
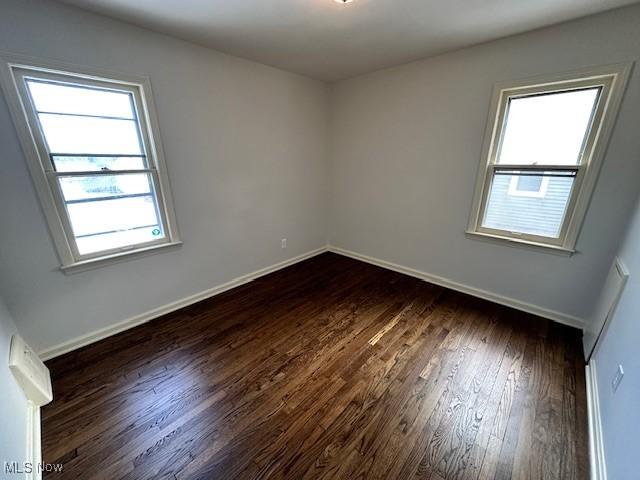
[58,0,639,81]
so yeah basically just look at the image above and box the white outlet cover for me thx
[612,365,624,393]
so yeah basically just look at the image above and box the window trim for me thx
[467,63,633,254]
[0,53,181,273]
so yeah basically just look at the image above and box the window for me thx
[1,58,180,271]
[468,64,631,253]
[508,175,549,198]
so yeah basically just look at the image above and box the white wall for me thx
[327,4,640,323]
[590,195,640,480]
[0,295,28,480]
[0,0,328,353]
[1,0,640,356]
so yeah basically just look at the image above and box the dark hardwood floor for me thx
[43,252,588,480]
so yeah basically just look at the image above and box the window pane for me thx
[66,196,163,254]
[53,155,146,172]
[38,114,142,155]
[58,173,152,202]
[482,172,575,238]
[516,176,543,192]
[26,80,135,119]
[497,88,600,166]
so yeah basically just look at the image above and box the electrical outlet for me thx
[612,365,624,393]
[281,238,287,249]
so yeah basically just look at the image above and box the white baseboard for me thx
[328,245,585,330]
[586,362,607,480]
[38,247,328,361]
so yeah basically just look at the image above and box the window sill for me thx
[60,240,182,274]
[465,230,575,256]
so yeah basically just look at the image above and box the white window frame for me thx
[507,175,550,198]
[0,54,181,273]
[467,63,632,255]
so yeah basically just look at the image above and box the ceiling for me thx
[59,0,638,81]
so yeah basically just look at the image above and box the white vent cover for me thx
[9,335,53,407]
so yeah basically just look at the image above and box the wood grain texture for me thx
[43,252,588,480]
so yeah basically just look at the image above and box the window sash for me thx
[490,82,605,169]
[494,86,602,168]
[476,165,582,245]
[6,63,179,266]
[466,65,630,253]
[44,169,169,260]
[24,77,138,120]
[17,70,152,173]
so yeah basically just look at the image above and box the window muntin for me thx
[7,64,179,268]
[468,66,630,252]
[52,155,146,172]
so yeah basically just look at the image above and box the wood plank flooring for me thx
[42,252,588,479]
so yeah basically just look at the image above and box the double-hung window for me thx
[468,64,631,253]
[1,59,180,272]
